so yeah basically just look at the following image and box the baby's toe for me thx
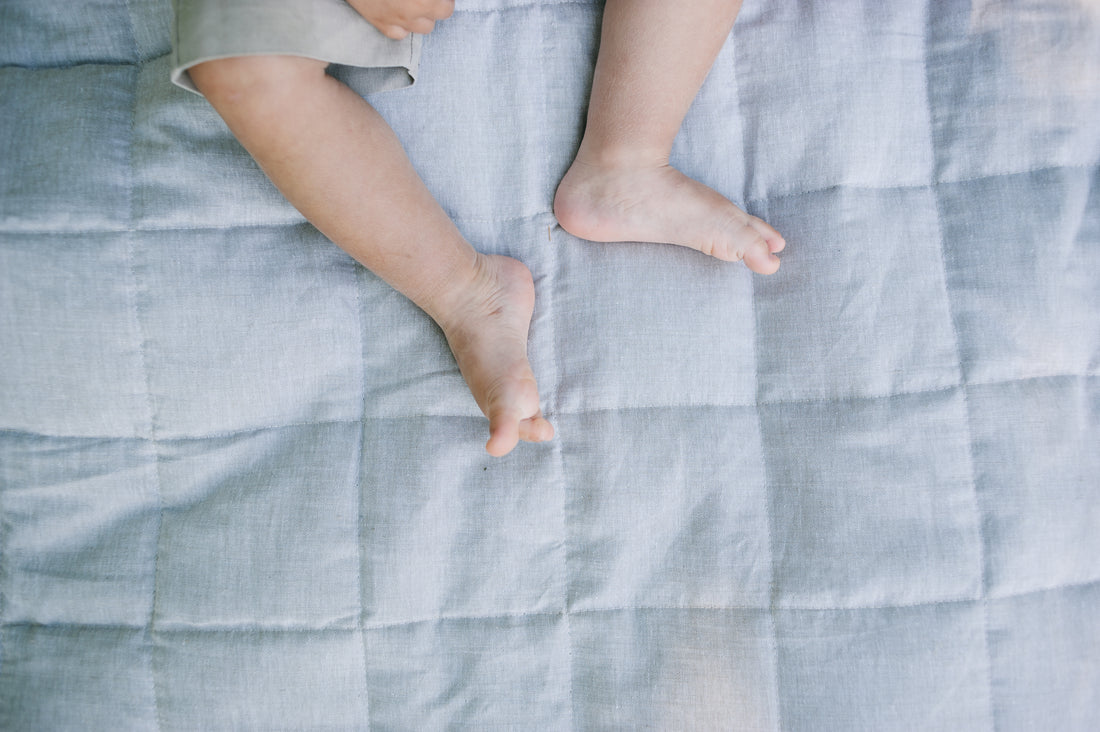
[486,417,520,457]
[742,233,782,275]
[519,415,555,443]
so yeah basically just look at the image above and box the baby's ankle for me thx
[572,138,670,172]
[419,251,499,334]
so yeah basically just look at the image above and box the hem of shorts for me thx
[169,51,419,96]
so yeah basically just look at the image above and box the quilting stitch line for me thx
[730,30,786,729]
[535,4,577,727]
[121,1,166,728]
[353,265,373,729]
[4,164,1096,238]
[3,372,1096,443]
[7,576,1097,636]
[921,3,997,728]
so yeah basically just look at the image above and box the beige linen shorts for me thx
[171,0,423,95]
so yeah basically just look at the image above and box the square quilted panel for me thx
[0,232,150,438]
[154,628,368,728]
[761,388,982,608]
[154,422,363,629]
[969,376,1100,598]
[365,614,570,729]
[755,186,961,403]
[0,434,158,626]
[561,407,770,612]
[132,55,306,231]
[571,608,779,729]
[940,167,1100,386]
[551,227,757,414]
[0,0,139,66]
[987,583,1100,731]
[359,215,558,422]
[361,416,562,624]
[0,626,157,730]
[0,66,134,233]
[928,0,1100,183]
[775,603,992,729]
[367,6,549,222]
[129,0,172,60]
[136,225,363,438]
[735,2,933,198]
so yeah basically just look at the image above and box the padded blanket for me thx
[1,0,1098,728]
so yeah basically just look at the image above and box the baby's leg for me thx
[189,56,552,456]
[553,0,785,274]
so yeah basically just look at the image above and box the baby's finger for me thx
[485,404,524,457]
[519,414,555,444]
[429,0,455,20]
[380,24,409,40]
[407,16,436,34]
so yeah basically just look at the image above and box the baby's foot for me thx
[436,253,554,457]
[553,157,785,274]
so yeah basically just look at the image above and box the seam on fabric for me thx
[738,50,787,732]
[935,161,1100,188]
[171,0,178,73]
[353,267,373,729]
[553,435,577,732]
[0,59,145,71]
[758,212,787,725]
[0,418,362,443]
[121,1,166,728]
[726,15,785,725]
[731,159,1100,205]
[549,371,1098,414]
[535,3,577,727]
[362,609,569,634]
[2,372,1096,443]
[453,210,558,225]
[2,620,152,632]
[6,577,1098,636]
[553,370,577,732]
[756,380,964,409]
[129,223,168,732]
[2,161,1095,239]
[135,625,369,636]
[575,597,977,615]
[921,4,998,729]
[0,441,7,677]
[355,573,1100,630]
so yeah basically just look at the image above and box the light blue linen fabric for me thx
[1,0,1098,729]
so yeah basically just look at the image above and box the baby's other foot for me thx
[437,254,554,457]
[553,157,785,274]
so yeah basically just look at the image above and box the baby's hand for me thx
[347,0,454,40]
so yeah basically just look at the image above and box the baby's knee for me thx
[188,55,327,105]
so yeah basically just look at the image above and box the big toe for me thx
[483,378,546,456]
[743,242,782,274]
[519,414,555,443]
[486,408,522,457]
